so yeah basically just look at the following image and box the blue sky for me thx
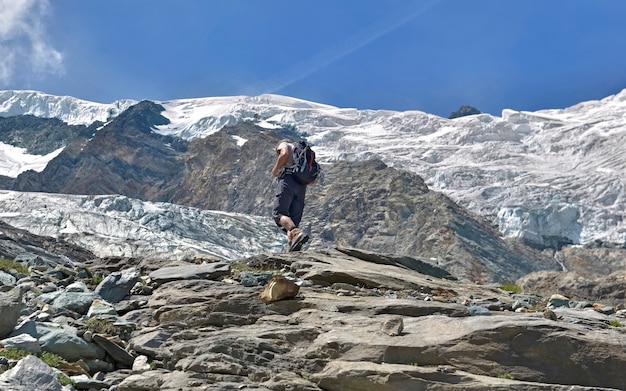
[1,0,626,117]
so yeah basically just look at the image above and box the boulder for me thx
[0,355,65,391]
[11,321,105,362]
[51,291,99,315]
[92,334,135,367]
[0,333,41,353]
[95,267,140,303]
[0,287,22,338]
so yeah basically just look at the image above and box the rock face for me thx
[13,101,186,200]
[1,224,625,390]
[517,269,626,304]
[305,159,557,282]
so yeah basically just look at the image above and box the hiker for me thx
[271,139,319,252]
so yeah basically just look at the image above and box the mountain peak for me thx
[0,90,136,125]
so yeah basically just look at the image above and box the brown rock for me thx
[543,308,558,321]
[259,276,300,303]
[380,316,404,336]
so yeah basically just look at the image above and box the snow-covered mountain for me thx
[0,90,135,125]
[1,88,625,248]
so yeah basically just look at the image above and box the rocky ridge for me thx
[0,223,625,390]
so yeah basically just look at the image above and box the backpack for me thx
[290,140,320,185]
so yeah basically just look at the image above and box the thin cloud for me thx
[0,0,64,87]
[250,0,442,96]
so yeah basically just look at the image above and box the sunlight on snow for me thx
[0,143,64,177]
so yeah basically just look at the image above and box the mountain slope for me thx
[11,101,187,199]
[2,89,624,249]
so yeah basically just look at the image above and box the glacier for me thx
[0,191,285,260]
[1,88,625,248]
[0,90,136,126]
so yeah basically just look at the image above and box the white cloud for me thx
[0,0,64,87]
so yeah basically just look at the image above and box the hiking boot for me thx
[288,228,309,252]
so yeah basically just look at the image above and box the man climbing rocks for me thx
[271,139,317,252]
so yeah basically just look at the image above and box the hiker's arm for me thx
[272,147,290,177]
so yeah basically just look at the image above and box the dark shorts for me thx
[272,174,307,228]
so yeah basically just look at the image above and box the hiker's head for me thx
[276,139,291,154]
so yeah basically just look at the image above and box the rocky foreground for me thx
[1,234,626,390]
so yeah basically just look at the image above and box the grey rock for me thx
[517,269,626,307]
[36,290,63,304]
[468,305,491,316]
[39,283,59,293]
[239,271,273,287]
[70,374,109,390]
[39,328,105,362]
[80,358,114,374]
[148,262,230,284]
[65,280,89,292]
[574,301,594,309]
[175,352,248,375]
[0,355,65,391]
[128,328,174,358]
[380,316,404,336]
[593,305,615,315]
[132,355,151,372]
[0,287,22,338]
[51,291,99,315]
[0,270,17,287]
[115,371,165,391]
[11,321,105,361]
[87,298,117,317]
[336,247,457,280]
[95,267,140,303]
[92,334,135,367]
[547,294,571,309]
[1,210,626,391]
[312,360,612,391]
[261,371,322,391]
[0,333,41,353]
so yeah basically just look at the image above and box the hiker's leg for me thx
[289,182,307,227]
[279,216,297,241]
[272,179,294,229]
[273,179,302,243]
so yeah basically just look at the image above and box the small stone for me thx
[593,304,616,315]
[132,355,151,372]
[380,316,404,336]
[543,308,557,321]
[437,365,457,373]
[259,277,299,303]
[547,294,570,309]
[83,330,93,342]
